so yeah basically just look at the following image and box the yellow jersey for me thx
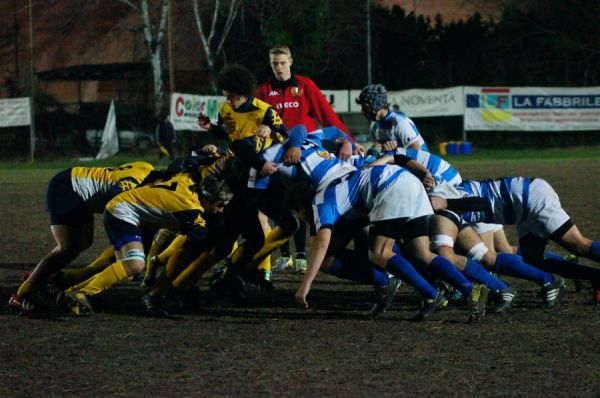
[216,97,286,141]
[70,162,154,213]
[106,173,209,238]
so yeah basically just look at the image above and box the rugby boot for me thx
[295,258,308,274]
[273,256,293,272]
[64,291,94,316]
[141,293,169,316]
[493,286,517,314]
[541,275,564,308]
[370,277,402,317]
[412,291,448,321]
[8,294,35,313]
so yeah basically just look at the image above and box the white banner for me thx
[0,97,31,127]
[464,86,600,131]
[349,87,463,117]
[321,90,350,113]
[96,100,119,160]
[170,92,224,131]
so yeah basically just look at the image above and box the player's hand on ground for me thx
[255,124,271,138]
[295,284,311,309]
[382,140,398,152]
[283,147,301,164]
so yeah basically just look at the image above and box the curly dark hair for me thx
[216,64,257,97]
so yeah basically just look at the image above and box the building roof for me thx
[36,63,150,81]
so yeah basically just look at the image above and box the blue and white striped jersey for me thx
[458,177,533,225]
[248,126,356,191]
[371,111,428,151]
[389,147,461,185]
[313,165,407,230]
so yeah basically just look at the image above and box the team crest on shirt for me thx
[291,87,303,96]
[316,150,332,159]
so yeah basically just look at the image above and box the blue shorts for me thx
[46,169,93,226]
[103,212,143,250]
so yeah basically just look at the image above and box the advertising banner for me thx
[349,87,463,117]
[464,86,600,131]
[170,92,224,131]
[0,97,31,127]
[321,90,350,113]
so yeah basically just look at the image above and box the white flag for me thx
[96,100,119,160]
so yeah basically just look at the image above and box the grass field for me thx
[1,148,599,397]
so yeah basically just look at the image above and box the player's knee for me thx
[122,249,146,275]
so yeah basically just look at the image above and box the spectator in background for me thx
[255,44,357,274]
[157,114,176,160]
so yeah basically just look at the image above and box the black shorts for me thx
[370,215,431,242]
[46,169,93,226]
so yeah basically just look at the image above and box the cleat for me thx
[8,294,35,313]
[412,291,448,321]
[468,284,489,322]
[493,286,517,314]
[447,288,463,303]
[64,291,94,316]
[295,258,308,274]
[541,275,564,308]
[141,293,168,316]
[273,256,292,271]
[273,256,293,272]
[370,277,402,317]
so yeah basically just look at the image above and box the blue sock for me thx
[463,259,509,292]
[544,251,566,261]
[385,253,437,300]
[495,253,552,286]
[591,241,600,261]
[429,256,473,297]
[327,249,390,286]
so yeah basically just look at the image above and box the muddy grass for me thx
[1,158,599,397]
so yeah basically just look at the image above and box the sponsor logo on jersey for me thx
[275,101,300,109]
[316,150,332,159]
[291,87,303,96]
[269,90,279,96]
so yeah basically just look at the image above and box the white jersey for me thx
[391,147,461,185]
[371,111,428,151]
[454,177,570,238]
[313,165,410,230]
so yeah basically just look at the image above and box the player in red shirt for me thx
[256,44,358,274]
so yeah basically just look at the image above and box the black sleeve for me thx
[446,197,491,212]
[393,154,412,167]
[229,139,267,170]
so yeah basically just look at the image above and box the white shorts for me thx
[516,178,570,239]
[471,223,503,235]
[370,172,433,222]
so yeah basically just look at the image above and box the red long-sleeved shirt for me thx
[256,74,354,140]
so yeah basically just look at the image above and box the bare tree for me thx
[191,0,242,91]
[116,0,168,118]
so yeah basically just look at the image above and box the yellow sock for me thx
[144,239,163,280]
[16,281,35,298]
[171,252,217,291]
[61,246,115,286]
[74,261,129,296]
[248,226,291,269]
[157,235,187,265]
[147,244,191,296]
